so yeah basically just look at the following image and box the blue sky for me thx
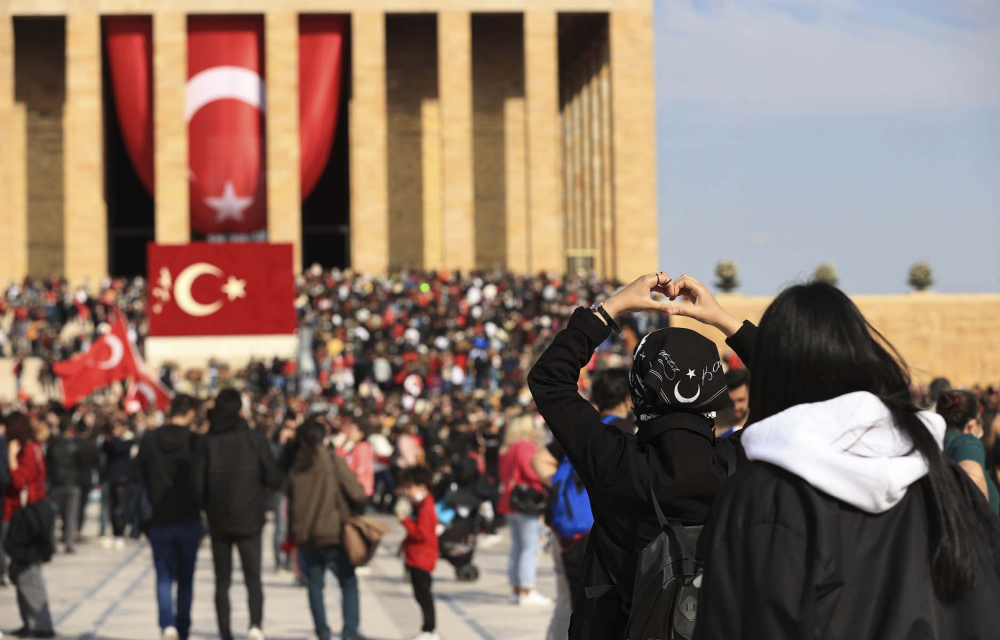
[654,0,1000,294]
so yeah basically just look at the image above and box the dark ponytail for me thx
[936,391,979,432]
[751,283,981,600]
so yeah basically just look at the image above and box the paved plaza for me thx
[0,511,557,640]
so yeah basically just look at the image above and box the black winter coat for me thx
[195,420,283,538]
[45,436,82,488]
[696,457,1000,639]
[130,424,201,526]
[527,308,749,640]
[695,322,1000,640]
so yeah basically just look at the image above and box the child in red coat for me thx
[397,465,440,640]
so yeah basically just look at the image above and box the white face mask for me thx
[411,488,427,503]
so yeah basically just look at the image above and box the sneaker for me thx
[113,538,126,551]
[162,626,180,640]
[355,566,373,576]
[519,590,553,606]
[247,626,265,640]
[101,536,114,549]
[479,533,503,548]
[507,592,520,605]
[410,633,440,640]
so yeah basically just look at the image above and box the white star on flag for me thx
[221,276,247,301]
[686,369,696,379]
[205,180,254,223]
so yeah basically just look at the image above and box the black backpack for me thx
[628,445,736,640]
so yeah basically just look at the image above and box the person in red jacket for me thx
[3,412,55,638]
[397,465,440,640]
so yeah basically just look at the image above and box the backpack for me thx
[627,445,736,640]
[550,456,593,540]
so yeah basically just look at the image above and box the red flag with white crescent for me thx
[147,242,296,337]
[54,313,138,407]
[187,16,266,236]
[125,369,173,414]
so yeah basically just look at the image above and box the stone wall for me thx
[669,293,1000,388]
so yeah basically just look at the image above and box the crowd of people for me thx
[2,268,1000,640]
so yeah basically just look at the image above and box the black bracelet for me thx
[592,303,622,335]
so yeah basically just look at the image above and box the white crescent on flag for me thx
[174,262,225,317]
[97,335,125,370]
[185,66,266,122]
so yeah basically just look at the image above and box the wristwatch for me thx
[590,300,622,335]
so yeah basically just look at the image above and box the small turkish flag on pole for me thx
[54,313,138,407]
[125,368,173,414]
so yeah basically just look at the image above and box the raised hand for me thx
[601,272,673,319]
[665,275,743,337]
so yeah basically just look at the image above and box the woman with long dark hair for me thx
[287,418,368,640]
[2,412,55,638]
[664,276,1000,639]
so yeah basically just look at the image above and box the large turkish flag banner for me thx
[148,243,296,337]
[187,16,267,235]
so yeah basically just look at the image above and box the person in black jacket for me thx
[527,273,742,640]
[195,389,283,640]
[663,275,1000,639]
[131,394,203,640]
[44,418,82,553]
[102,420,135,549]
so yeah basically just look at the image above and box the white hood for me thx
[741,391,946,513]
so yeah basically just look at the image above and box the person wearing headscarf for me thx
[527,273,744,640]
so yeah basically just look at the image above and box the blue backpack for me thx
[550,457,593,540]
[551,415,621,540]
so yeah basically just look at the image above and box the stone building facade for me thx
[0,0,658,284]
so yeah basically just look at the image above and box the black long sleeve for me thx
[527,307,636,492]
[726,320,756,370]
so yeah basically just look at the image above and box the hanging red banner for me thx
[104,17,155,193]
[187,16,267,236]
[299,15,345,199]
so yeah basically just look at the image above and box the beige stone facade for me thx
[0,1,659,281]
[670,293,1000,388]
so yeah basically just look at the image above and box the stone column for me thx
[0,15,27,284]
[421,98,443,270]
[437,11,476,271]
[154,12,189,245]
[504,96,528,273]
[350,12,389,274]
[610,10,658,279]
[265,12,301,267]
[597,37,614,279]
[64,12,106,287]
[524,11,562,273]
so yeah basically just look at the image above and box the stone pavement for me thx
[0,513,558,640]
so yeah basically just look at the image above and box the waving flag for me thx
[54,313,138,407]
[125,367,173,414]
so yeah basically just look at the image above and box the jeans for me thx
[271,494,289,571]
[50,485,80,551]
[13,562,53,633]
[546,542,572,640]
[507,512,541,589]
[211,532,263,640]
[149,521,203,638]
[409,567,435,633]
[301,545,360,640]
[109,481,129,538]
